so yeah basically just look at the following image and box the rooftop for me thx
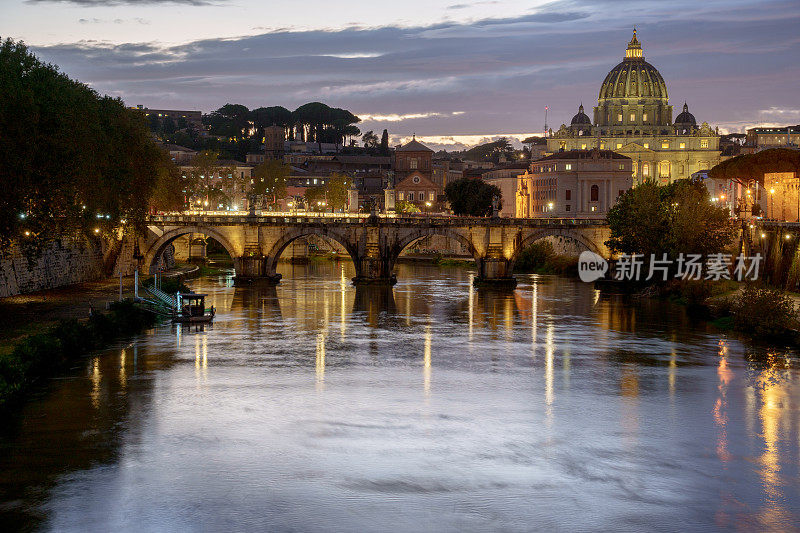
[538,149,631,161]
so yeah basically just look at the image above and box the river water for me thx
[1,262,799,532]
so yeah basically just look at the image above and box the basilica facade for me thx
[546,30,721,183]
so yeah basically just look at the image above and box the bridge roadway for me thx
[137,213,612,286]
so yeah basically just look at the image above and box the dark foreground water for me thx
[1,262,799,532]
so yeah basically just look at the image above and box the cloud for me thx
[358,111,465,122]
[28,0,221,5]
[79,18,150,25]
[28,0,800,144]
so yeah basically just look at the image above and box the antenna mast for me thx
[544,106,549,138]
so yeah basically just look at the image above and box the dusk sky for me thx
[3,0,799,150]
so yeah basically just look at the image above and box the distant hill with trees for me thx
[151,101,365,162]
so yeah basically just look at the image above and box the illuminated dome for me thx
[570,104,591,125]
[674,102,697,130]
[598,29,668,101]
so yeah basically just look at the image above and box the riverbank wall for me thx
[0,237,109,298]
[0,236,175,298]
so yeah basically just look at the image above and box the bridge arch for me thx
[264,227,357,275]
[143,226,239,274]
[389,227,479,267]
[510,228,605,271]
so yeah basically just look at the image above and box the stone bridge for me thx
[136,214,611,286]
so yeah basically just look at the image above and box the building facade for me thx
[745,126,800,151]
[547,30,720,183]
[393,137,434,183]
[395,173,439,209]
[517,150,632,218]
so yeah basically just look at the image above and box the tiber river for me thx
[1,262,799,532]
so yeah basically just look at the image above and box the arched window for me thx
[642,163,650,177]
[660,161,670,178]
[590,185,599,202]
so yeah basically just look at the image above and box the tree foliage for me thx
[183,151,236,209]
[462,138,515,163]
[0,37,172,251]
[303,186,327,211]
[709,148,800,185]
[325,173,350,212]
[606,179,736,259]
[252,159,289,208]
[444,178,502,217]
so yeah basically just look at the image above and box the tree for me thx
[462,138,515,164]
[184,151,235,210]
[444,178,502,216]
[362,130,379,149]
[304,186,327,211]
[709,148,800,186]
[0,37,166,251]
[395,200,420,214]
[380,129,389,155]
[149,154,184,213]
[606,179,735,260]
[252,159,289,209]
[325,173,350,212]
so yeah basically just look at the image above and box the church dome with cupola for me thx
[570,104,591,125]
[547,30,720,185]
[593,29,673,130]
[674,102,697,133]
[598,29,668,102]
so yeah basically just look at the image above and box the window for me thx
[581,143,587,150]
[643,143,649,149]
[590,185,599,202]
[565,164,572,170]
[679,142,686,149]
[643,163,650,177]
[617,114,623,122]
[660,161,670,177]
[412,176,421,184]
[630,113,636,122]
[661,141,669,149]
[618,163,625,170]
[700,139,709,148]
[429,191,435,201]
[616,143,622,149]
[643,113,648,122]
[408,192,414,201]
[566,205,571,212]
[410,158,418,169]
[398,192,404,200]
[566,189,571,200]
[600,143,605,150]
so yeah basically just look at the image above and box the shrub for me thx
[0,299,159,410]
[730,284,798,338]
[515,241,555,272]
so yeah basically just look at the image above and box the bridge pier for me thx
[233,256,282,284]
[474,257,517,289]
[352,256,397,286]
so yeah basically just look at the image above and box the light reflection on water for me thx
[0,261,799,532]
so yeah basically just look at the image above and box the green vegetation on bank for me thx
[514,241,579,276]
[0,301,158,412]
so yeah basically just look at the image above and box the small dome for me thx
[674,102,696,127]
[571,104,591,125]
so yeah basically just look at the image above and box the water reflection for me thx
[1,263,799,531]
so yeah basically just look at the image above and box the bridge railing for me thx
[147,212,608,227]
